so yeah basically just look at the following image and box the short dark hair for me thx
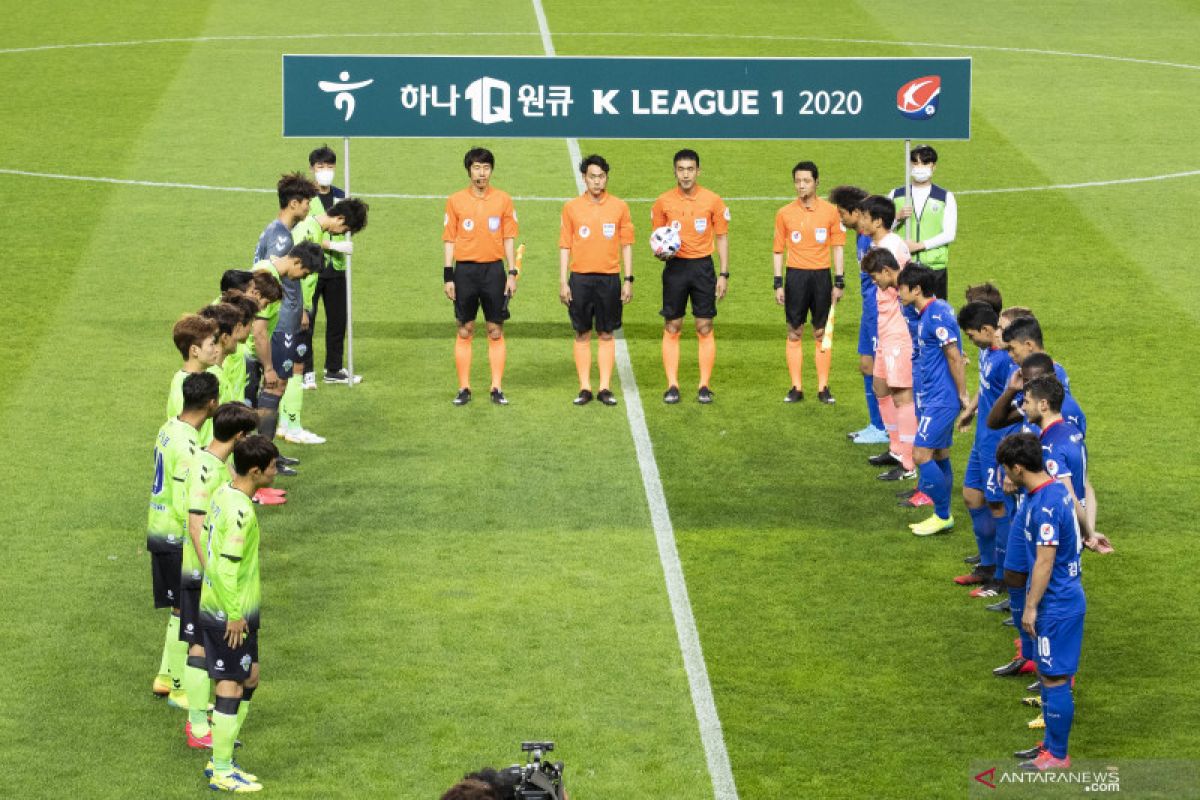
[251,271,283,303]
[858,195,896,229]
[173,314,218,360]
[463,147,495,172]
[1020,351,1056,378]
[181,371,220,411]
[1002,316,1044,348]
[957,301,999,333]
[996,432,1044,473]
[861,247,900,275]
[198,302,242,338]
[829,185,868,213]
[910,144,939,164]
[232,434,279,475]
[308,145,337,166]
[289,240,325,274]
[220,290,260,325]
[277,172,317,209]
[327,198,369,233]
[439,779,497,800]
[220,269,254,293]
[964,282,1003,314]
[792,160,819,180]
[579,153,610,175]
[898,264,938,296]
[1025,374,1065,413]
[212,403,260,443]
[673,148,700,167]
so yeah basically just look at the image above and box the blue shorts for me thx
[858,309,878,357]
[915,404,957,449]
[964,446,1006,502]
[270,329,308,376]
[1003,519,1028,573]
[1034,613,1084,677]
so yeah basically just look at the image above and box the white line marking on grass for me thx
[4,166,1199,203]
[532,3,739,799]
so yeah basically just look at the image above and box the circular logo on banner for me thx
[790,230,802,243]
[578,225,591,239]
[463,218,474,231]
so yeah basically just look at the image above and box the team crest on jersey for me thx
[1039,522,1055,542]
[670,220,682,231]
[240,654,252,672]
[790,230,802,244]
[602,223,616,239]
[930,200,943,212]
[578,225,591,239]
[815,227,828,243]
[488,215,501,231]
[897,75,941,119]
[1046,459,1059,476]
[935,326,949,341]
[463,218,475,231]
[694,218,708,233]
[297,344,308,357]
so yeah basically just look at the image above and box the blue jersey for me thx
[1021,479,1086,618]
[857,233,877,328]
[1040,419,1087,502]
[975,348,1019,448]
[855,232,872,263]
[914,298,963,408]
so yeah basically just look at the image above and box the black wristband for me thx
[624,275,635,283]
[443,267,454,283]
[773,276,783,290]
[720,272,730,279]
[834,275,845,290]
[508,269,519,276]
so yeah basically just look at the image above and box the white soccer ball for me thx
[649,225,681,261]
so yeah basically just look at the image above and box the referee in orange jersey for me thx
[559,154,634,407]
[651,148,730,405]
[772,160,846,405]
[443,147,519,406]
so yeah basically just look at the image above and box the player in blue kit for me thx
[830,185,888,444]
[897,265,968,535]
[954,302,1017,591]
[996,432,1100,771]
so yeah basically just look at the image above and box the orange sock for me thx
[662,330,681,387]
[786,338,803,390]
[897,401,918,471]
[487,335,506,390]
[454,335,472,389]
[573,339,592,391]
[878,394,898,453]
[815,340,832,391]
[697,331,716,388]
[597,338,615,391]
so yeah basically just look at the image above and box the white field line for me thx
[3,166,1199,202]
[531,2,740,799]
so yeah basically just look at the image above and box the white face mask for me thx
[910,166,933,183]
[314,168,335,187]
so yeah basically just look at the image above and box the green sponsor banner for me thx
[283,55,970,140]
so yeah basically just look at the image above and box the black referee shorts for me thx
[784,268,833,329]
[568,273,623,333]
[660,256,717,321]
[454,260,509,324]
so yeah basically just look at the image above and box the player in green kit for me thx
[199,434,279,792]
[216,291,261,407]
[283,197,369,438]
[180,403,260,748]
[148,372,219,703]
[166,315,221,446]
[198,302,244,401]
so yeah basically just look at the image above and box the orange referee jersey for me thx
[650,185,729,259]
[559,193,634,274]
[443,186,518,263]
[773,197,846,270]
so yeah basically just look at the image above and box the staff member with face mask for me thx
[304,145,360,387]
[890,145,957,302]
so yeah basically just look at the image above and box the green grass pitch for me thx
[1,1,1199,797]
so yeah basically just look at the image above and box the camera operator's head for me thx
[440,778,497,800]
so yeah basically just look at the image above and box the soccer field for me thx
[2,2,1199,797]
